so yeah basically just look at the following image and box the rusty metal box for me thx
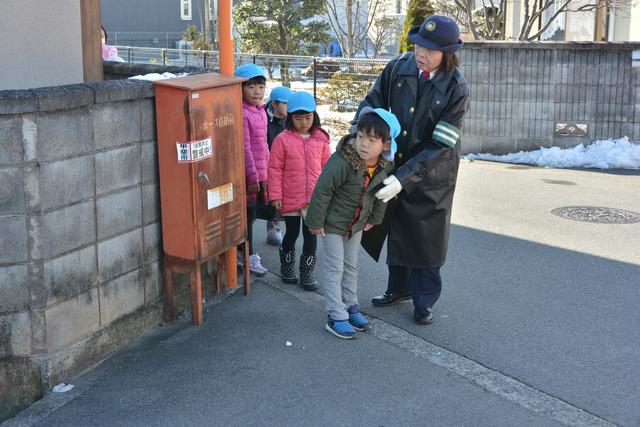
[154,73,247,262]
[153,73,249,325]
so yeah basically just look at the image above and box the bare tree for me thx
[369,15,402,57]
[434,0,635,41]
[432,0,504,40]
[516,0,633,41]
[325,0,383,57]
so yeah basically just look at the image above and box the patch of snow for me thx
[52,383,74,393]
[317,104,357,123]
[466,137,640,170]
[128,72,188,81]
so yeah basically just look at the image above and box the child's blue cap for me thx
[358,107,401,161]
[234,64,267,79]
[269,86,292,103]
[287,91,316,113]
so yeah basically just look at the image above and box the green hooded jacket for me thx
[306,134,394,236]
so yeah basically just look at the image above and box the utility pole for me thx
[203,0,212,47]
[218,0,233,75]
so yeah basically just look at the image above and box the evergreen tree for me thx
[234,0,329,57]
[182,25,211,50]
[398,0,434,53]
[234,0,330,84]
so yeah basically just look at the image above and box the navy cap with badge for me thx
[409,15,463,53]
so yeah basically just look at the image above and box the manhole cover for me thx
[551,206,640,224]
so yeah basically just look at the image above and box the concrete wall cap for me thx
[31,84,94,112]
[463,40,640,50]
[0,90,38,114]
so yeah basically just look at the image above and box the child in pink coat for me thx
[234,64,270,275]
[268,92,331,290]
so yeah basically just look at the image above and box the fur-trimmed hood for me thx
[336,134,393,171]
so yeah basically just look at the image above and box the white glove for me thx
[375,175,403,203]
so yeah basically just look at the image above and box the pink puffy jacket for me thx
[268,128,331,214]
[242,101,269,186]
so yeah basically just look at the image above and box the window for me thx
[181,0,192,20]
[540,2,566,41]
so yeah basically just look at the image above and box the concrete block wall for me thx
[0,76,165,420]
[457,41,640,154]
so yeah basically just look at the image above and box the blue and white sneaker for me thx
[347,305,371,331]
[326,317,356,339]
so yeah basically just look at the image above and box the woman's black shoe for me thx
[371,292,412,306]
[414,308,434,325]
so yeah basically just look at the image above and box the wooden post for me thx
[164,261,174,321]
[190,264,203,325]
[594,0,608,41]
[80,0,103,82]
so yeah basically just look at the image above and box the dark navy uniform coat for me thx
[357,51,470,268]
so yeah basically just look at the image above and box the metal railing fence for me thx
[114,46,388,97]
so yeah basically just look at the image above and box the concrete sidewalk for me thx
[4,160,638,426]
[6,277,569,427]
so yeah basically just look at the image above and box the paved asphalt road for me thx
[5,160,639,426]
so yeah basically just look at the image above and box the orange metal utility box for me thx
[153,73,250,325]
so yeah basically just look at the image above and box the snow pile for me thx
[128,72,188,81]
[466,137,640,170]
[52,383,74,393]
[318,106,356,124]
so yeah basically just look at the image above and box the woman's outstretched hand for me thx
[375,175,402,203]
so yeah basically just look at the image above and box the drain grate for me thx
[551,206,640,224]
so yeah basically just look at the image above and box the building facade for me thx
[503,0,640,41]
[101,0,213,48]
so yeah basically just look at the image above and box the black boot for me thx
[279,248,298,284]
[299,254,319,291]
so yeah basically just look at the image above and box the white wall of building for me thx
[609,4,633,41]
[630,5,640,40]
[564,1,595,42]
[0,0,84,90]
[504,0,640,41]
[504,0,522,39]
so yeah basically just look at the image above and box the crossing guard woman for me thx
[356,15,470,324]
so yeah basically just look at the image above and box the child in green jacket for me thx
[306,108,400,339]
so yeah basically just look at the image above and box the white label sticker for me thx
[176,137,213,163]
[177,143,191,162]
[207,183,233,209]
[192,93,200,98]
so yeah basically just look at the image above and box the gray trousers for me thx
[321,231,362,321]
